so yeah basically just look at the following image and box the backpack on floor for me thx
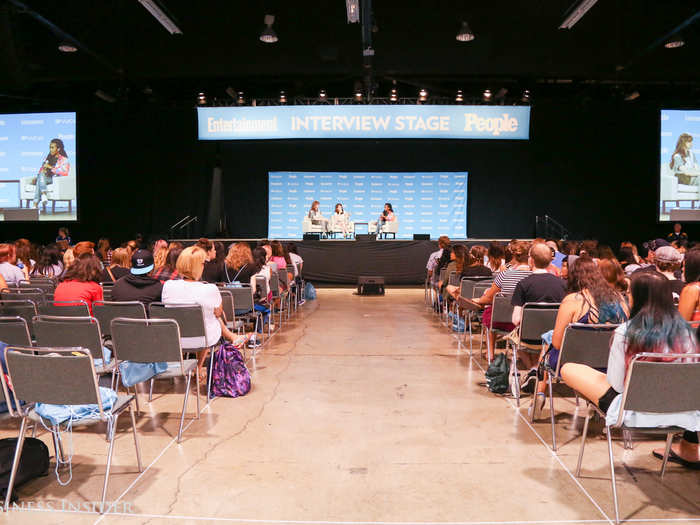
[485,352,510,394]
[304,282,317,300]
[211,342,251,398]
[0,437,50,502]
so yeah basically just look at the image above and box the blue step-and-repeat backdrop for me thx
[268,171,467,239]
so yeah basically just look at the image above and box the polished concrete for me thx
[0,288,698,524]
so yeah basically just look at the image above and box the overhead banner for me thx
[198,105,530,140]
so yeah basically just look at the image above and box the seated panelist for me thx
[375,202,395,234]
[307,200,329,232]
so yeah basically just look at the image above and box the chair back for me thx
[101,283,114,301]
[255,276,266,298]
[557,323,619,374]
[229,285,255,314]
[612,352,700,428]
[218,289,235,324]
[459,278,492,298]
[519,303,560,343]
[92,301,147,338]
[33,315,104,360]
[286,264,296,277]
[111,318,183,365]
[448,272,459,287]
[0,356,15,416]
[21,280,55,294]
[277,269,290,287]
[0,316,32,347]
[269,272,280,298]
[5,347,102,409]
[491,293,514,326]
[38,300,90,317]
[0,299,38,331]
[472,283,492,299]
[1,289,45,303]
[149,302,207,349]
[438,268,448,285]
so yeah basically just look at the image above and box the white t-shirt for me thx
[289,252,303,277]
[162,280,222,347]
[0,262,25,286]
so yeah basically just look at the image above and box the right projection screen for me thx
[660,109,700,221]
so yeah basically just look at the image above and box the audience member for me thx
[678,248,700,322]
[598,258,628,293]
[153,245,168,271]
[653,246,685,297]
[55,226,71,245]
[287,243,303,277]
[53,255,104,313]
[62,248,75,272]
[73,241,95,259]
[111,249,163,306]
[223,242,257,285]
[31,244,63,278]
[561,272,699,469]
[427,236,450,280]
[667,222,688,244]
[15,239,35,274]
[202,241,226,283]
[101,247,131,282]
[486,242,506,273]
[195,238,215,262]
[97,238,112,265]
[153,246,182,281]
[0,243,27,285]
[251,247,273,302]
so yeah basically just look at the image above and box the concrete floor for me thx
[1,288,698,524]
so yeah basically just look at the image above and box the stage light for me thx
[624,90,640,101]
[260,14,278,43]
[419,88,428,102]
[95,90,116,103]
[559,0,598,30]
[354,90,363,102]
[521,89,530,103]
[455,90,464,103]
[390,87,398,102]
[319,89,327,101]
[236,92,245,105]
[197,92,206,105]
[664,35,685,48]
[456,21,475,42]
[482,89,492,102]
[346,0,360,23]
[58,42,77,53]
[137,0,182,34]
[279,91,287,104]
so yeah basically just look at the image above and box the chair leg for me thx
[53,427,66,464]
[575,406,592,476]
[100,414,120,514]
[606,426,621,525]
[177,372,192,443]
[511,345,521,406]
[195,365,201,418]
[660,432,674,479]
[4,417,28,511]
[129,406,143,472]
[208,347,215,401]
[148,378,154,402]
[548,377,557,451]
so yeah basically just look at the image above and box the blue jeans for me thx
[376,219,385,234]
[34,172,51,203]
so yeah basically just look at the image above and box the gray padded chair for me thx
[538,323,618,450]
[217,290,236,331]
[575,353,700,525]
[509,302,560,406]
[3,346,141,513]
[92,301,147,339]
[1,289,45,304]
[38,300,90,317]
[227,284,266,343]
[20,279,55,295]
[0,317,32,347]
[110,318,199,443]
[484,293,514,363]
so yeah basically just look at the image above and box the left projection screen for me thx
[0,112,77,221]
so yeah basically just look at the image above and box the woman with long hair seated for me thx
[0,243,27,285]
[561,272,700,469]
[153,246,183,282]
[678,248,700,323]
[101,247,131,283]
[224,242,257,286]
[31,244,63,278]
[53,255,104,314]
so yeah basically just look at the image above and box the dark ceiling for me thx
[1,0,699,105]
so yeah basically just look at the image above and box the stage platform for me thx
[172,238,515,285]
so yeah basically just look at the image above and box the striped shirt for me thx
[494,268,532,295]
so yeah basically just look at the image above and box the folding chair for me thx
[92,301,147,340]
[277,269,293,320]
[0,300,38,339]
[538,323,618,450]
[111,318,200,443]
[484,293,514,363]
[4,346,141,513]
[1,289,45,305]
[228,284,266,344]
[0,317,32,347]
[217,289,237,331]
[101,282,114,302]
[509,302,560,406]
[38,300,90,317]
[20,279,55,294]
[575,353,700,524]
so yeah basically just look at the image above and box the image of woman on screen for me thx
[307,200,329,232]
[34,138,70,208]
[331,203,351,238]
[670,133,699,185]
[376,202,395,234]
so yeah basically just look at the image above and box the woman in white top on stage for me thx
[375,202,395,234]
[307,200,329,233]
[331,203,351,238]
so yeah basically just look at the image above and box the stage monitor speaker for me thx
[357,275,385,295]
[413,234,430,240]
[356,233,376,241]
[0,208,39,221]
[303,233,321,240]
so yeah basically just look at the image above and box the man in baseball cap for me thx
[111,249,163,305]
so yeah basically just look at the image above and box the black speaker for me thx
[357,275,385,295]
[355,233,376,241]
[413,234,430,240]
[303,233,320,240]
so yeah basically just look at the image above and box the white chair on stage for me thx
[368,218,399,239]
[328,214,354,238]
[21,174,77,214]
[660,164,700,216]
[302,216,327,237]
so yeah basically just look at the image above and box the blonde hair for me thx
[63,248,74,268]
[176,246,207,280]
[225,242,253,270]
[153,246,168,269]
[111,247,131,268]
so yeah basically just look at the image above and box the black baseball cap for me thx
[131,249,154,275]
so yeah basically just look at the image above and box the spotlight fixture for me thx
[95,90,117,103]
[418,88,428,102]
[455,89,464,103]
[354,89,363,102]
[318,89,327,101]
[482,89,492,102]
[279,91,287,104]
[521,89,531,103]
[260,14,278,43]
[390,87,398,102]
[236,91,245,105]
[58,42,77,53]
[197,92,206,105]
[559,0,598,30]
[456,21,475,42]
[664,35,685,49]
[137,0,182,34]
